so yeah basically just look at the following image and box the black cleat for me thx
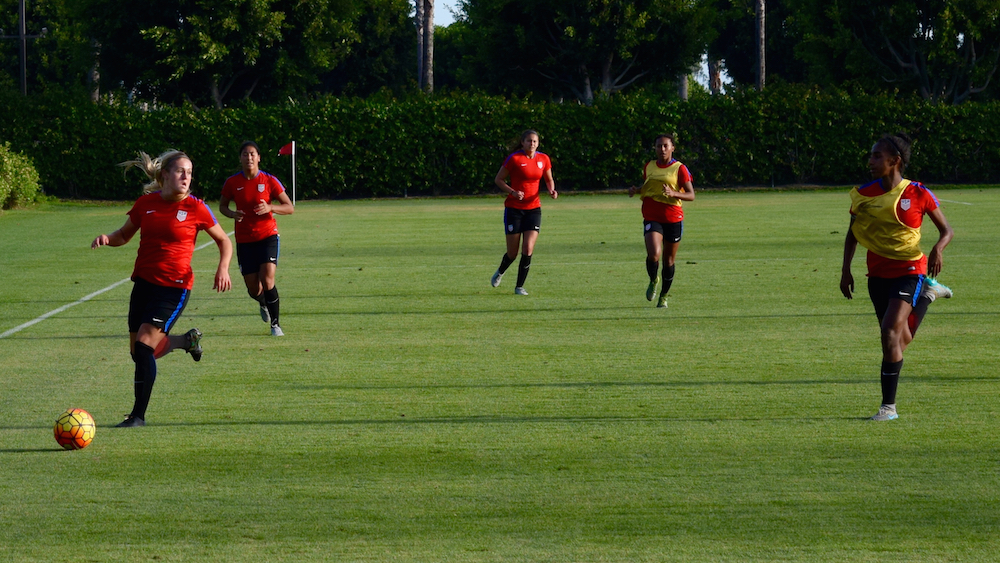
[115,415,145,428]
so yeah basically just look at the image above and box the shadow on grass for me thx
[3,303,994,333]
[286,373,994,391]
[0,414,871,436]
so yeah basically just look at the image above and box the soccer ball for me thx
[54,408,96,450]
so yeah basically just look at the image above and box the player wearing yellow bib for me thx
[840,133,954,421]
[628,134,695,308]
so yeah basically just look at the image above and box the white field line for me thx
[0,278,131,339]
[0,231,234,340]
[939,199,974,205]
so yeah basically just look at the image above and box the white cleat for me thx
[514,287,529,296]
[491,270,503,287]
[922,278,953,302]
[870,404,898,421]
[271,325,284,337]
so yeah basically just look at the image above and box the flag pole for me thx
[279,141,297,204]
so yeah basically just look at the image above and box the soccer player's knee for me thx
[133,342,155,361]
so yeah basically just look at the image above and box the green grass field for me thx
[1,189,998,562]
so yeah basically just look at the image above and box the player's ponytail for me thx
[878,133,912,172]
[120,150,190,194]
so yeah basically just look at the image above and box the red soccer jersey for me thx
[852,180,940,278]
[220,170,287,243]
[127,192,219,290]
[640,160,693,223]
[503,151,551,210]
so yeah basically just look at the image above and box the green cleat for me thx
[646,276,660,301]
[185,328,203,362]
[656,293,668,308]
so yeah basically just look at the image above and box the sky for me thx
[434,1,459,26]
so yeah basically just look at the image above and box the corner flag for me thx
[278,141,296,205]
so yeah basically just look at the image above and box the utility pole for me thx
[0,0,47,95]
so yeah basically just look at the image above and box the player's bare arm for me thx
[926,207,954,278]
[840,217,858,299]
[92,218,139,248]
[205,222,233,293]
[663,180,695,201]
[495,166,523,200]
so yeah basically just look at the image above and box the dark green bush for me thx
[0,142,42,209]
[2,86,1000,201]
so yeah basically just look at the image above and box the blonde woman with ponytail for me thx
[92,150,232,427]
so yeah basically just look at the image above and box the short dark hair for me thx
[239,140,260,155]
[653,133,677,146]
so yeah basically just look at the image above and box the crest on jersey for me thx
[900,198,911,211]
[257,184,265,193]
[176,210,188,222]
[537,161,544,169]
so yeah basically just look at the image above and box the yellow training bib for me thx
[849,179,923,261]
[640,160,684,207]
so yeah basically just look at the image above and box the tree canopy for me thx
[793,0,1000,104]
[454,0,715,104]
[5,0,1000,104]
[0,0,413,105]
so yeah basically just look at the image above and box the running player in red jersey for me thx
[219,141,294,336]
[490,129,557,295]
[628,134,695,308]
[840,133,954,421]
[93,150,233,427]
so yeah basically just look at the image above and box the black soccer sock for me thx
[516,254,532,287]
[264,286,280,326]
[661,264,676,294]
[908,296,931,336]
[880,359,903,405]
[646,258,659,282]
[249,288,265,304]
[131,342,157,420]
[497,253,516,275]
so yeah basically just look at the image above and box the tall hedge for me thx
[0,142,42,209]
[2,86,1000,201]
